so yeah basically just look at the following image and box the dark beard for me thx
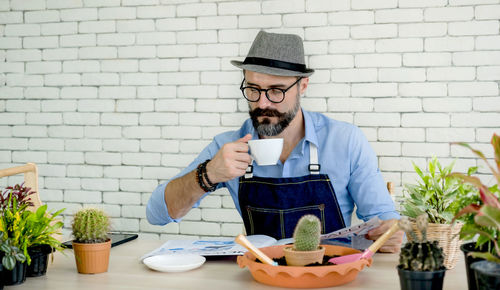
[249,100,300,137]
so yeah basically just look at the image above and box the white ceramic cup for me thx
[248,138,283,166]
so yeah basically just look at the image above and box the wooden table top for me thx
[16,239,468,290]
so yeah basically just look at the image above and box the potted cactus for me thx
[398,214,446,290]
[71,208,111,274]
[283,215,325,266]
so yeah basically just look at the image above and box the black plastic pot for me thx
[2,260,27,286]
[397,266,446,290]
[27,244,53,277]
[460,242,487,290]
[470,260,500,290]
[0,253,4,290]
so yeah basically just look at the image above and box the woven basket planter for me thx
[406,221,463,269]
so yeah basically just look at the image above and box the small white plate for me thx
[143,254,206,273]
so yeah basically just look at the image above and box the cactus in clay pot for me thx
[72,208,110,244]
[398,214,445,271]
[293,215,322,251]
[71,208,112,274]
[284,215,325,266]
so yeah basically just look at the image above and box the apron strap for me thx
[309,142,320,175]
[244,162,254,179]
[244,141,321,178]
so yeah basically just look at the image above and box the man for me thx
[147,31,403,252]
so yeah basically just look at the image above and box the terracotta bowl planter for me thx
[237,244,371,288]
[283,246,325,266]
[72,240,111,274]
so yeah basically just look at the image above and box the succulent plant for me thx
[72,208,110,244]
[399,214,445,271]
[292,215,321,251]
[0,232,26,271]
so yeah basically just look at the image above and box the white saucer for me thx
[143,254,206,273]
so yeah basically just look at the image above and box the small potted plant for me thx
[283,215,325,266]
[0,232,27,287]
[399,157,478,269]
[452,133,500,290]
[71,208,111,274]
[0,184,34,285]
[24,204,65,277]
[456,185,493,290]
[0,183,65,278]
[397,214,446,290]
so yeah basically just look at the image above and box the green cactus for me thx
[72,208,110,244]
[399,214,445,271]
[292,215,321,251]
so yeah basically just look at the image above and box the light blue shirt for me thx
[146,109,399,226]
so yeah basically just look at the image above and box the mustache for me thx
[249,108,284,118]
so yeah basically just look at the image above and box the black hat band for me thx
[243,57,307,73]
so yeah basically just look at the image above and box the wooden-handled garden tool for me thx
[328,222,399,265]
[235,234,278,266]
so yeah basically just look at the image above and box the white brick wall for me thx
[1,0,499,240]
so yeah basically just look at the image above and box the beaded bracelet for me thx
[201,160,217,188]
[196,162,211,192]
[196,160,218,192]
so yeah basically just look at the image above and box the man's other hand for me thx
[206,134,253,184]
[365,218,403,253]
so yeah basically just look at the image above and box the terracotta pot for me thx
[72,240,111,274]
[237,244,371,288]
[283,246,325,266]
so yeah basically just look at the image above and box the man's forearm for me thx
[163,135,252,220]
[164,169,206,219]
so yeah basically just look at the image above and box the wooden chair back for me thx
[0,163,43,211]
[387,181,394,196]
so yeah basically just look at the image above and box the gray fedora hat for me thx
[231,31,314,77]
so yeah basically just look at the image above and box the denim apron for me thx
[238,143,346,240]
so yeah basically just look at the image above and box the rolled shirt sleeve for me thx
[146,140,222,225]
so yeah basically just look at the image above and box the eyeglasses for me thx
[240,77,302,103]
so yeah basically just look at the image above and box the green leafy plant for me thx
[24,205,65,253]
[0,184,65,265]
[292,215,321,251]
[400,157,478,224]
[72,208,110,243]
[452,133,500,263]
[0,192,31,264]
[398,214,445,271]
[0,232,26,271]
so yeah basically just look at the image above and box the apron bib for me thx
[238,143,346,240]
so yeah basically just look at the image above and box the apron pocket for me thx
[245,204,325,240]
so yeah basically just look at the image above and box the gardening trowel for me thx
[235,234,278,266]
[328,221,400,265]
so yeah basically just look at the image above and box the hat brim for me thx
[231,60,314,77]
